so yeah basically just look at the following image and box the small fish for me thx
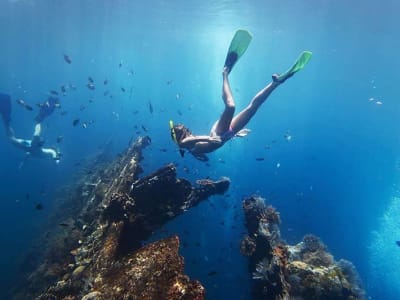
[376,101,383,105]
[128,69,134,76]
[80,105,86,111]
[86,83,95,90]
[256,157,265,161]
[60,111,68,116]
[121,87,126,92]
[207,271,217,276]
[118,61,123,68]
[88,76,94,83]
[176,93,181,100]
[35,203,44,210]
[72,119,80,126]
[50,90,59,95]
[104,91,110,96]
[26,193,30,200]
[196,179,214,185]
[16,99,26,106]
[104,79,108,85]
[396,240,400,247]
[149,101,153,114]
[179,149,185,157]
[61,85,66,94]
[177,109,182,116]
[166,80,173,85]
[159,148,167,152]
[59,223,69,227]
[284,131,292,141]
[82,122,87,129]
[24,104,33,111]
[63,54,72,64]
[276,162,281,168]
[16,99,33,111]
[56,135,63,143]
[141,125,148,132]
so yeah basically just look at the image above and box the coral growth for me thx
[241,195,366,300]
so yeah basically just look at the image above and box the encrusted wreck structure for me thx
[240,195,366,299]
[11,136,366,300]
[12,136,230,300]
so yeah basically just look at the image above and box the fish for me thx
[63,54,72,64]
[80,105,86,111]
[166,80,173,85]
[61,85,66,94]
[56,135,63,143]
[86,83,95,90]
[396,241,400,247]
[141,125,148,132]
[128,69,134,76]
[60,111,68,116]
[35,203,44,210]
[149,101,153,114]
[177,109,182,116]
[207,271,217,276]
[104,79,108,85]
[118,61,123,68]
[16,99,33,111]
[82,122,87,129]
[24,104,33,111]
[256,157,265,161]
[179,149,185,157]
[121,87,126,92]
[50,90,59,95]
[16,99,25,106]
[103,91,110,96]
[72,119,80,126]
[159,148,167,152]
[88,76,94,83]
[196,179,214,185]
[59,222,69,227]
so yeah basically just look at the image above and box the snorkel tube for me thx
[169,120,185,157]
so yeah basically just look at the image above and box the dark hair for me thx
[173,123,192,143]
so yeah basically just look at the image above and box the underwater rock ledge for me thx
[240,195,366,300]
[13,136,229,300]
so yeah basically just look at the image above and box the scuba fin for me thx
[274,51,312,83]
[224,29,252,74]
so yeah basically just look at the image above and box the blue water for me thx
[1,0,400,299]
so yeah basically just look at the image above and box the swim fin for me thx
[224,29,252,74]
[274,51,312,83]
[0,93,11,125]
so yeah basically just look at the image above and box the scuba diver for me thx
[0,93,61,164]
[170,30,312,161]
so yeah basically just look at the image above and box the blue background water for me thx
[0,0,400,299]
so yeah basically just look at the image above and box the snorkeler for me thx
[0,93,61,163]
[170,30,312,161]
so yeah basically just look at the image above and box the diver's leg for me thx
[213,69,235,135]
[230,79,280,132]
